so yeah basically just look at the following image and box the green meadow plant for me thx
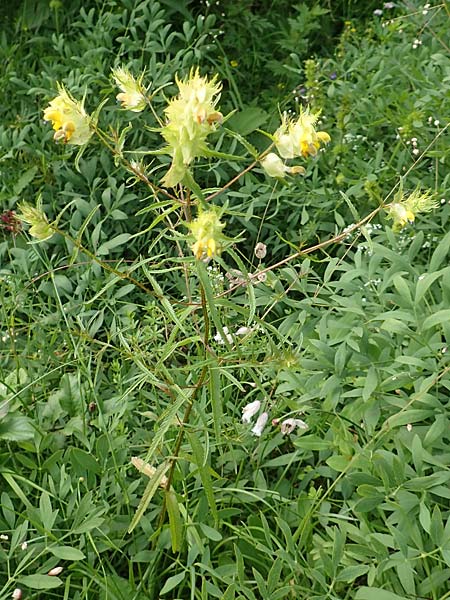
[1,1,449,599]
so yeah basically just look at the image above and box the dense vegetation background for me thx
[1,1,449,599]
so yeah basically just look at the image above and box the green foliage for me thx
[1,1,449,599]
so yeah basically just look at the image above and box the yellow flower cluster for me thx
[161,68,223,188]
[261,108,330,179]
[274,109,330,159]
[17,200,53,241]
[189,210,225,260]
[43,84,91,145]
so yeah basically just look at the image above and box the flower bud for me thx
[242,400,261,423]
[112,67,147,112]
[251,411,269,437]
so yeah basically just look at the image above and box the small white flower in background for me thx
[383,2,395,8]
[242,400,261,423]
[373,8,383,16]
[21,541,28,550]
[251,412,269,437]
[280,418,308,435]
[48,566,63,576]
[406,423,413,432]
[0,534,8,540]
[12,589,22,600]
[213,326,233,345]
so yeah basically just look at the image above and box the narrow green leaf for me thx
[196,261,231,349]
[187,432,218,525]
[209,362,222,444]
[128,461,170,533]
[165,489,183,553]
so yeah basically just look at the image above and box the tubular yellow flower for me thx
[17,200,54,241]
[43,84,92,145]
[387,186,438,231]
[112,66,147,112]
[161,68,223,187]
[274,109,330,159]
[189,210,225,260]
[260,152,305,178]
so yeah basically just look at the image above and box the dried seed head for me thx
[254,242,267,259]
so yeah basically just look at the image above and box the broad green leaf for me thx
[0,415,35,441]
[97,233,131,255]
[355,587,408,600]
[227,107,268,136]
[19,575,63,589]
[49,546,85,560]
[39,491,57,532]
[160,571,185,595]
[415,269,444,303]
[430,232,450,270]
[422,309,450,331]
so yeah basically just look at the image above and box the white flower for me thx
[251,411,269,437]
[21,541,28,550]
[48,566,63,576]
[236,326,253,336]
[242,400,261,423]
[280,418,308,435]
[12,590,22,600]
[213,326,233,344]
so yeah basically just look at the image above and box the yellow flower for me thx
[189,210,225,260]
[388,203,415,230]
[112,66,147,112]
[161,68,223,187]
[260,152,305,178]
[17,200,54,241]
[43,84,92,145]
[274,109,330,159]
[387,185,438,231]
